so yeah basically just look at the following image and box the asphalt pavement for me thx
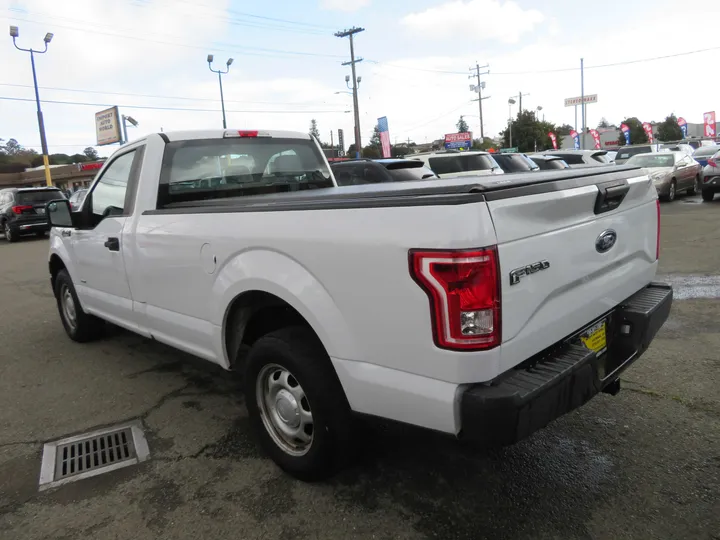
[0,194,719,540]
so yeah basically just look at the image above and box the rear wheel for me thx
[244,326,352,481]
[54,269,104,342]
[688,175,700,196]
[3,222,16,243]
[35,231,47,238]
[702,189,715,202]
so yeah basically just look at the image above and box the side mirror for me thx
[46,199,74,228]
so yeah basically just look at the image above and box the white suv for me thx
[410,150,503,178]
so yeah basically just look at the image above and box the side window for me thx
[90,150,136,218]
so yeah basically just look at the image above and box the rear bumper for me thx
[11,220,50,234]
[702,175,720,189]
[459,282,673,446]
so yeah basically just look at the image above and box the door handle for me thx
[61,229,72,238]
[104,237,120,251]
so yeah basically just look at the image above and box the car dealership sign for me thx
[564,94,598,107]
[95,106,122,146]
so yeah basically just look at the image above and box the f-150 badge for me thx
[509,260,550,285]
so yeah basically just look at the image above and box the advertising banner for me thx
[444,132,472,151]
[620,123,631,145]
[703,111,716,137]
[677,117,688,139]
[95,106,121,146]
[569,130,580,149]
[642,122,654,143]
[589,129,601,149]
[377,116,391,158]
[548,132,557,150]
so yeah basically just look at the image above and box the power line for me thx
[0,82,337,106]
[1,15,343,60]
[400,101,472,134]
[0,96,350,114]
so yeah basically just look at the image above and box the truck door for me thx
[70,146,144,330]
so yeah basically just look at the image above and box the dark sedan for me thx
[331,158,438,186]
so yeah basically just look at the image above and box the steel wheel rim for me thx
[60,284,77,330]
[256,363,314,456]
[669,183,675,200]
[4,223,11,241]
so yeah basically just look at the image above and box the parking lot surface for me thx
[1,196,719,540]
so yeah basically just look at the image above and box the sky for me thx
[2,0,720,156]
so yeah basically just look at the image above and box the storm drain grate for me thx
[39,420,149,491]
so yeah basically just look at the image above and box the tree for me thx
[391,144,411,158]
[557,124,574,136]
[456,116,469,133]
[309,119,320,140]
[361,145,381,159]
[597,117,614,129]
[498,110,558,152]
[83,147,99,161]
[617,117,648,146]
[3,138,24,156]
[472,137,496,151]
[370,124,381,148]
[657,114,683,142]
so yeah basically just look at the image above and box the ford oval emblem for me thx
[596,229,617,253]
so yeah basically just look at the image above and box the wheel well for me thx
[224,291,322,373]
[49,254,66,291]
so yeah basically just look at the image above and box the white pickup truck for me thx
[46,129,672,480]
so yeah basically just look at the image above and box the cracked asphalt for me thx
[1,194,719,540]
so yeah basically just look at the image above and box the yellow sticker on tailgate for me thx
[581,322,607,354]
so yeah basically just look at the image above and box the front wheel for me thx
[661,180,677,202]
[702,189,715,202]
[688,175,700,196]
[244,326,353,481]
[54,269,104,342]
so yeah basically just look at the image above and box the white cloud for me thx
[401,0,544,44]
[320,0,371,12]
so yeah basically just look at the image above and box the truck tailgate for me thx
[486,171,659,373]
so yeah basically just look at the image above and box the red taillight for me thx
[410,247,501,351]
[708,159,718,168]
[11,205,33,215]
[237,130,258,137]
[656,198,661,261]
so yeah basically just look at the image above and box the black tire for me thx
[35,231,47,238]
[3,221,16,243]
[702,189,715,202]
[54,269,104,342]
[661,180,677,202]
[687,175,700,196]
[244,326,352,481]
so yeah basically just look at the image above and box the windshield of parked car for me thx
[491,154,538,172]
[158,137,333,207]
[383,161,438,181]
[627,154,675,167]
[616,146,654,161]
[427,154,498,175]
[16,189,64,204]
[692,145,720,157]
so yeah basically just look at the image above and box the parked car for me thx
[410,150,503,178]
[538,149,612,168]
[46,129,671,480]
[626,151,701,201]
[614,144,664,165]
[605,150,618,163]
[490,153,539,173]
[660,143,695,157]
[528,155,571,170]
[0,186,65,242]
[68,189,88,210]
[689,145,720,168]
[700,150,720,201]
[331,158,437,186]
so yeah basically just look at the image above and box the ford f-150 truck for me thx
[45,129,672,480]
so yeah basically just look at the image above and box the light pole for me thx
[508,98,516,148]
[121,115,138,145]
[10,26,54,187]
[536,106,544,122]
[207,54,233,129]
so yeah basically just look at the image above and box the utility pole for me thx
[468,63,489,139]
[330,130,334,149]
[580,57,585,149]
[335,27,364,159]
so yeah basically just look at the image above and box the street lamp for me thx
[207,54,233,129]
[508,98,516,148]
[536,105,544,122]
[10,25,54,186]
